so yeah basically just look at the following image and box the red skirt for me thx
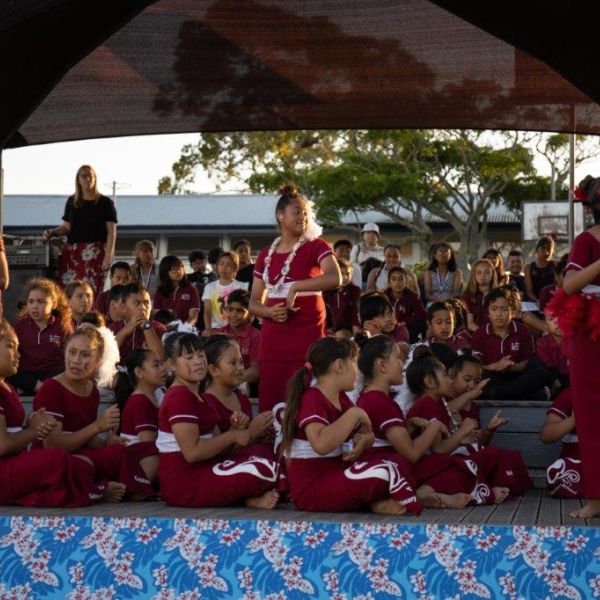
[0,448,106,507]
[286,454,422,514]
[159,451,277,507]
[79,443,155,497]
[258,360,304,412]
[59,241,106,294]
[547,443,583,498]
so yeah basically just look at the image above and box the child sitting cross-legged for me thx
[471,287,551,400]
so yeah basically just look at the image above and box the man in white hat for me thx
[349,222,385,267]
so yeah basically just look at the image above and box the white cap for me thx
[361,222,380,235]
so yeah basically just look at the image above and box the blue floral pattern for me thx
[1,516,599,599]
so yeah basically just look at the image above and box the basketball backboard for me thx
[521,201,585,242]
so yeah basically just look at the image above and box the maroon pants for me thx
[0,448,105,507]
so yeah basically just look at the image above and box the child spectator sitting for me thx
[538,253,568,312]
[65,280,94,328]
[202,251,248,333]
[105,284,127,325]
[333,239,362,288]
[153,255,201,324]
[423,242,463,304]
[215,289,260,387]
[471,287,551,400]
[507,249,526,299]
[323,257,361,334]
[426,301,471,351]
[233,239,255,287]
[463,258,498,331]
[109,282,166,364]
[187,249,217,332]
[11,278,73,395]
[359,292,408,343]
[94,261,132,316]
[131,240,159,297]
[383,266,427,343]
[536,311,569,393]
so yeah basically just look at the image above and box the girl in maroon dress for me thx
[356,335,472,509]
[201,334,274,454]
[65,280,94,329]
[250,184,341,412]
[540,389,583,498]
[547,174,600,517]
[157,333,278,508]
[33,328,155,499]
[406,348,512,505]
[0,320,117,506]
[447,351,532,497]
[115,348,167,487]
[153,255,201,323]
[282,337,421,515]
[463,259,498,331]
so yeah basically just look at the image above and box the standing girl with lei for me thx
[547,175,600,518]
[250,183,341,412]
[157,333,279,508]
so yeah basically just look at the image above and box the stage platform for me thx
[1,490,600,599]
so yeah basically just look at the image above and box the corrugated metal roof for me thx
[2,194,520,228]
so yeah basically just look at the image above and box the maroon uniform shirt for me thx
[357,389,406,444]
[0,383,25,430]
[108,319,167,364]
[215,324,260,370]
[13,316,67,374]
[324,284,361,331]
[471,321,534,365]
[536,334,569,375]
[463,290,490,328]
[202,390,252,433]
[384,288,426,327]
[153,283,200,322]
[426,332,471,351]
[121,393,158,440]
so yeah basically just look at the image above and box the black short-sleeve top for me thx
[61,195,118,244]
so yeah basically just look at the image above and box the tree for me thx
[158,129,548,269]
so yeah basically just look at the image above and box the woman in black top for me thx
[43,165,117,294]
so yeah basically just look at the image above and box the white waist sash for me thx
[288,438,342,459]
[582,284,600,298]
[157,430,212,453]
[267,281,322,300]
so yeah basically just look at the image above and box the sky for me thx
[3,132,600,198]
[2,134,222,197]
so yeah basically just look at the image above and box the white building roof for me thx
[2,194,520,228]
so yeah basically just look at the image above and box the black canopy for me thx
[2,0,598,149]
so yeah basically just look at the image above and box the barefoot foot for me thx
[102,481,126,503]
[492,486,510,504]
[417,485,443,508]
[571,498,600,519]
[246,490,279,510]
[370,498,407,515]
[438,493,472,509]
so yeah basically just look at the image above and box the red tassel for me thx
[548,289,586,336]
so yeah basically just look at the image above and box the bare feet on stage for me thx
[102,481,126,503]
[417,485,443,508]
[438,492,472,509]
[571,498,600,519]
[370,498,407,515]
[246,490,280,510]
[492,486,510,504]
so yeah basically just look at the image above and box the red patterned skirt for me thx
[59,242,106,294]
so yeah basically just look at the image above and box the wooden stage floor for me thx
[1,489,598,528]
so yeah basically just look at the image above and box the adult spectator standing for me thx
[43,165,117,294]
[349,223,385,284]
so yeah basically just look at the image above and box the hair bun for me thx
[278,182,300,198]
[412,344,434,360]
[353,331,371,349]
[578,175,596,194]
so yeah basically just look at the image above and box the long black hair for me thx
[202,333,238,387]
[427,242,457,272]
[157,255,189,296]
[356,334,396,380]
[405,346,445,396]
[114,348,153,414]
[281,337,357,453]
[576,175,600,224]
[450,348,482,377]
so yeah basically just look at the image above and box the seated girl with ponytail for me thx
[281,336,422,515]
[356,335,473,509]
[446,350,532,497]
[0,319,121,506]
[406,347,511,505]
[201,334,274,451]
[157,333,279,508]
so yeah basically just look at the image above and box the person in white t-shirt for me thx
[202,251,248,332]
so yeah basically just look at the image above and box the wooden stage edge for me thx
[1,489,598,528]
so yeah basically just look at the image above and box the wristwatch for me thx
[142,321,152,331]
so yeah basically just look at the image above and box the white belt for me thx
[288,438,342,459]
[372,438,392,448]
[562,433,579,444]
[6,427,22,433]
[583,285,600,298]
[267,281,322,300]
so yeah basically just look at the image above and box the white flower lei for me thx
[263,235,305,295]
